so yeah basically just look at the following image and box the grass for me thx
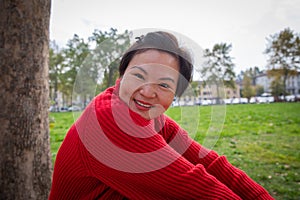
[49,112,75,163]
[50,102,300,200]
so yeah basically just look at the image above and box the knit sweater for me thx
[49,80,274,200]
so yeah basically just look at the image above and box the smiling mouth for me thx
[134,99,153,109]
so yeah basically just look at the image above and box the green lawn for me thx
[50,102,300,200]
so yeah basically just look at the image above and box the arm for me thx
[207,156,274,200]
[75,94,241,199]
[162,116,274,200]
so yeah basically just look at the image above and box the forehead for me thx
[128,49,179,72]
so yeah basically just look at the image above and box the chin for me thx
[147,111,163,120]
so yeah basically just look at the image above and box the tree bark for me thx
[0,0,52,199]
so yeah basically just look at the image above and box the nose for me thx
[139,83,157,98]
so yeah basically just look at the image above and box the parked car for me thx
[249,97,258,104]
[171,100,180,107]
[59,107,69,112]
[201,99,212,106]
[49,106,57,112]
[68,106,81,112]
[284,95,296,102]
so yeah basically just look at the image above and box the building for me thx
[174,81,241,106]
[255,73,272,93]
[199,83,240,99]
[286,74,300,95]
[254,72,300,95]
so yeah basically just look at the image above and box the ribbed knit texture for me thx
[49,80,274,200]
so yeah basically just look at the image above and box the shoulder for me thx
[157,115,181,142]
[164,115,180,132]
[94,86,115,110]
[93,85,122,120]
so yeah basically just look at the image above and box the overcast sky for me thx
[50,0,300,73]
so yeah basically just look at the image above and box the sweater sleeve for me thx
[74,93,242,200]
[162,116,274,200]
[207,156,274,200]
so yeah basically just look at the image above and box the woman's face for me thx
[119,49,180,119]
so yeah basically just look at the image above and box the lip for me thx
[133,99,153,111]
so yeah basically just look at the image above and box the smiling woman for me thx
[49,31,274,199]
[119,50,180,119]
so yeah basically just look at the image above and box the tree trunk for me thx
[0,0,52,199]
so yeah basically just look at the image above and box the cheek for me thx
[119,80,130,102]
[160,94,175,110]
[119,78,140,100]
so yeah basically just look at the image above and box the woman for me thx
[49,31,273,199]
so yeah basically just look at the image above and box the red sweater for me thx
[49,81,273,200]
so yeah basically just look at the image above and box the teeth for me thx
[135,100,151,108]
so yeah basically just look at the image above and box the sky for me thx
[50,0,300,74]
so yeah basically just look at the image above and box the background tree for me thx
[89,28,130,92]
[0,0,52,199]
[190,81,200,96]
[48,29,131,110]
[72,51,99,108]
[268,72,286,100]
[200,43,236,103]
[242,71,256,102]
[255,85,264,96]
[265,27,300,98]
[49,41,65,109]
[238,66,264,98]
[247,66,262,85]
[63,34,90,107]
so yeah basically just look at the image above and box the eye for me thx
[158,83,171,89]
[133,73,144,80]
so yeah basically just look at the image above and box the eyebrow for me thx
[131,65,176,83]
[131,66,147,75]
[159,77,175,83]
